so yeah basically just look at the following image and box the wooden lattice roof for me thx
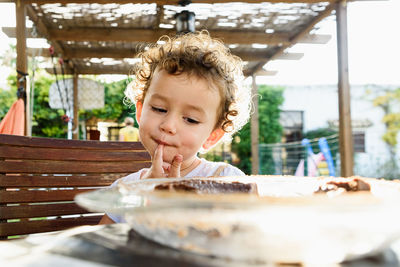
[2,0,346,76]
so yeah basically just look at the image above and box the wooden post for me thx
[25,76,31,136]
[73,73,79,140]
[16,1,28,136]
[251,75,259,175]
[336,0,354,177]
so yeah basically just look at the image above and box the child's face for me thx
[136,69,222,165]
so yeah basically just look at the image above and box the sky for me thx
[0,0,399,87]
[260,0,400,85]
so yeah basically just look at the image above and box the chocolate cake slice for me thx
[154,179,258,194]
[315,177,371,193]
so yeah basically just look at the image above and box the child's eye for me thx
[184,117,200,124]
[151,106,167,113]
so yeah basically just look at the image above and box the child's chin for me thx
[161,154,175,164]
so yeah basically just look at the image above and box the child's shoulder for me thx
[188,158,245,178]
[110,169,148,187]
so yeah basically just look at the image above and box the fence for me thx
[259,135,339,176]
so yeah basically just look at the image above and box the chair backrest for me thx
[0,134,151,239]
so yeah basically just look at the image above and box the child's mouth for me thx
[155,139,171,146]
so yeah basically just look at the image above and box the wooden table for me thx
[1,224,399,267]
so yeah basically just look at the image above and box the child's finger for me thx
[151,144,165,177]
[169,154,183,178]
[162,162,171,172]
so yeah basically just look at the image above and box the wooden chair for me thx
[0,134,151,239]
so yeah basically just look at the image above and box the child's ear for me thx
[202,128,225,150]
[135,101,143,123]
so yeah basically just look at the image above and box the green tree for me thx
[4,70,68,138]
[0,44,16,69]
[231,85,284,174]
[365,86,400,178]
[0,85,17,120]
[31,73,67,138]
[365,86,400,155]
[0,43,69,138]
[0,44,18,120]
[80,78,136,125]
[1,71,133,138]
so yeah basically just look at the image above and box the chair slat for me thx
[0,134,144,150]
[0,203,90,220]
[0,174,125,187]
[0,160,150,174]
[0,146,150,161]
[1,188,95,204]
[0,215,103,238]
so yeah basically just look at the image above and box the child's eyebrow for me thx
[149,93,167,102]
[184,104,206,116]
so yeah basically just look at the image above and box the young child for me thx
[100,30,251,224]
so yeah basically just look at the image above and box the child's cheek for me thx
[180,130,203,146]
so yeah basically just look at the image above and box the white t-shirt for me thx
[107,158,245,223]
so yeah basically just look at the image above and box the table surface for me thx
[1,223,400,267]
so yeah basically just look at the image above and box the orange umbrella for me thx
[0,98,25,136]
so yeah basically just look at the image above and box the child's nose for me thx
[160,117,177,135]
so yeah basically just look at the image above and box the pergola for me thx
[1,0,358,176]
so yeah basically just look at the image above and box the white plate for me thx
[76,176,400,264]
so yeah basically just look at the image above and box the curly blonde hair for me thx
[125,30,251,142]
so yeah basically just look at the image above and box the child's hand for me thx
[169,154,183,177]
[141,144,183,179]
[141,144,168,179]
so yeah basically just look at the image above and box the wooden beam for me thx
[47,63,270,75]
[2,26,37,38]
[214,31,292,46]
[0,0,382,3]
[3,27,331,46]
[274,52,304,60]
[27,47,50,57]
[28,47,303,62]
[73,73,79,140]
[50,28,174,43]
[155,4,164,29]
[16,1,28,136]
[46,66,134,75]
[64,48,141,59]
[25,5,79,74]
[251,74,259,175]
[48,28,293,46]
[16,2,27,86]
[0,1,339,5]
[4,25,329,46]
[254,69,278,76]
[29,47,133,59]
[47,64,277,76]
[298,34,331,44]
[336,0,354,177]
[25,5,62,56]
